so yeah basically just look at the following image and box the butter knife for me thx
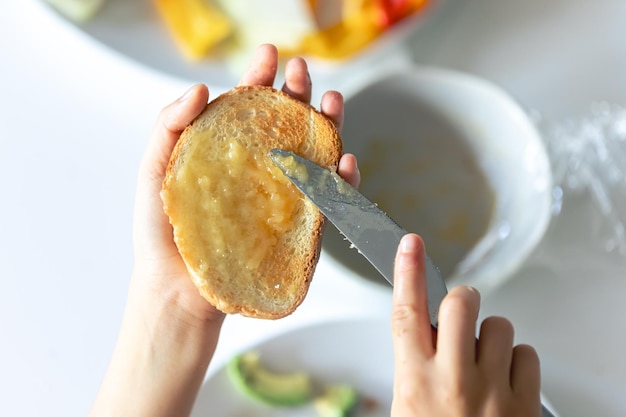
[269,149,557,417]
[269,148,447,328]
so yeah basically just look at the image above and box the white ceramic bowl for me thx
[322,67,553,293]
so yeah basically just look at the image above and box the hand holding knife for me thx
[269,148,557,417]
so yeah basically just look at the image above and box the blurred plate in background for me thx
[191,317,559,416]
[191,318,393,417]
[36,0,449,93]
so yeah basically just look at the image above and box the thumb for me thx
[140,84,209,185]
[133,84,209,259]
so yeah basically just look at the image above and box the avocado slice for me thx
[227,351,312,407]
[314,384,359,417]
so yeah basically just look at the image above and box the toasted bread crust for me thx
[161,86,342,319]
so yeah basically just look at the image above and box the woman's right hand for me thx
[390,233,542,417]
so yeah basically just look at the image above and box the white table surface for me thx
[1,1,625,416]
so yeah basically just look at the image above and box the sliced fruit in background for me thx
[314,384,359,417]
[153,0,232,60]
[215,0,317,53]
[376,0,428,28]
[296,0,383,60]
[228,351,313,407]
[45,0,106,22]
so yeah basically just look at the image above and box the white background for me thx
[1,1,625,416]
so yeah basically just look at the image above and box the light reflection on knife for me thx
[269,149,557,417]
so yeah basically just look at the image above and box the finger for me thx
[510,344,541,400]
[238,44,279,87]
[392,234,436,365]
[337,153,360,188]
[320,90,344,132]
[135,84,209,256]
[281,57,312,104]
[436,286,480,369]
[140,84,209,188]
[477,316,515,384]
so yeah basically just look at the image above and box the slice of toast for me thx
[161,85,342,319]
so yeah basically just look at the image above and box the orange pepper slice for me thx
[295,0,428,60]
[153,0,232,60]
[296,0,382,60]
[376,0,428,27]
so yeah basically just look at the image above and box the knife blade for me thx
[268,148,448,328]
[268,149,557,417]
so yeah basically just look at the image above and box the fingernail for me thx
[465,286,481,302]
[400,234,418,253]
[179,85,196,102]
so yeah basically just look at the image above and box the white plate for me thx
[191,317,559,416]
[191,318,394,417]
[36,0,447,93]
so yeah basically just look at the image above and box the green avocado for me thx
[314,384,359,417]
[227,351,312,407]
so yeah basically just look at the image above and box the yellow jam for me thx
[272,153,310,183]
[273,152,353,198]
[169,131,301,272]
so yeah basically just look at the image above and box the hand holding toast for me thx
[90,44,358,417]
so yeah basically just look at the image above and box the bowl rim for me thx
[326,65,554,294]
